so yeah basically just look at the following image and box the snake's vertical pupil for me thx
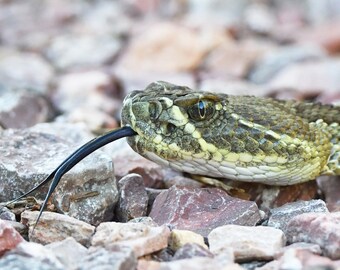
[198,100,205,119]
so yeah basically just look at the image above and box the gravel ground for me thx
[0,1,340,269]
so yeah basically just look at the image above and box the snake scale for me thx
[9,81,340,227]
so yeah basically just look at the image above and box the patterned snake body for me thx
[121,81,340,185]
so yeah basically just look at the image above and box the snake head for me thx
[121,81,223,172]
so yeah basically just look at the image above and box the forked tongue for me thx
[7,126,137,232]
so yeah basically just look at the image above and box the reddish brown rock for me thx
[0,220,25,256]
[149,186,262,237]
[0,89,53,129]
[286,212,340,259]
[317,176,340,212]
[115,173,149,222]
[279,242,322,256]
[21,211,95,246]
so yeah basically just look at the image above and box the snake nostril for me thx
[167,123,176,133]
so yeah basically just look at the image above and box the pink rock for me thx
[208,225,285,261]
[286,212,340,259]
[118,22,226,73]
[0,220,24,256]
[267,60,340,95]
[91,222,170,257]
[149,186,261,237]
[21,211,95,246]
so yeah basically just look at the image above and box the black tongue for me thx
[7,126,137,230]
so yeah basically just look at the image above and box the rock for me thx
[295,21,340,54]
[0,220,25,256]
[118,22,225,73]
[199,78,272,97]
[53,70,121,114]
[114,68,196,98]
[243,3,276,35]
[111,139,167,188]
[0,49,54,94]
[208,225,285,261]
[149,186,262,237]
[248,45,326,84]
[0,206,15,221]
[267,199,328,233]
[169,229,207,251]
[1,221,27,238]
[0,89,52,129]
[203,39,274,78]
[229,180,319,213]
[265,249,340,270]
[76,246,137,270]
[56,107,118,131]
[128,216,158,227]
[46,237,88,269]
[279,242,322,256]
[115,174,148,222]
[267,59,340,95]
[0,128,118,225]
[172,243,214,260]
[0,241,64,270]
[21,210,95,246]
[29,122,93,145]
[286,212,340,259]
[45,34,121,70]
[317,176,340,212]
[91,222,170,257]
[138,257,241,270]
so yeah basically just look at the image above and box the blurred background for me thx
[0,0,340,131]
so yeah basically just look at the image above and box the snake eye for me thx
[188,99,215,121]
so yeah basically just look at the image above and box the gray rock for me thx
[0,255,63,270]
[21,210,95,247]
[208,225,285,261]
[76,246,137,270]
[45,34,121,70]
[0,50,54,94]
[115,174,148,222]
[248,45,326,84]
[1,241,64,270]
[46,237,88,269]
[149,186,262,237]
[0,89,52,129]
[286,212,340,260]
[0,206,15,221]
[267,199,328,233]
[0,128,118,225]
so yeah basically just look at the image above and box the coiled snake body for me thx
[122,81,340,185]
